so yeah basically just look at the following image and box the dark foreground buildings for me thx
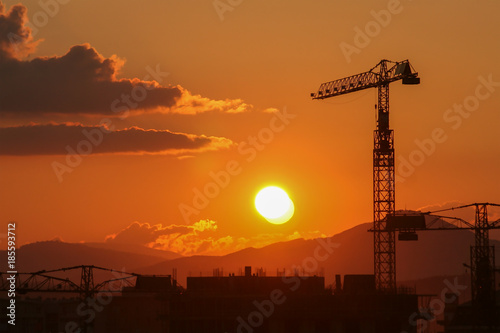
[440,290,500,332]
[2,267,423,333]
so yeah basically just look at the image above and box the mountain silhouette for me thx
[0,240,178,273]
[2,222,498,291]
[137,222,500,288]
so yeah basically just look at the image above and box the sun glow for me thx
[255,186,295,224]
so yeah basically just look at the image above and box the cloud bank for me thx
[105,220,327,256]
[0,2,251,117]
[105,220,233,256]
[0,123,233,155]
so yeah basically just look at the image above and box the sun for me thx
[255,186,295,224]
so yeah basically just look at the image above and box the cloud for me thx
[416,201,500,225]
[105,220,327,256]
[106,220,230,256]
[154,220,234,256]
[0,3,39,60]
[0,2,252,117]
[0,42,182,116]
[0,122,233,155]
[416,200,465,213]
[261,107,280,114]
[171,87,252,115]
[105,222,192,245]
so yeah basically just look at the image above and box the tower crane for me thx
[311,59,420,292]
[424,203,500,308]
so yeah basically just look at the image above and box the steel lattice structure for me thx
[0,265,138,300]
[472,204,495,307]
[426,203,500,308]
[312,59,420,292]
[0,265,142,333]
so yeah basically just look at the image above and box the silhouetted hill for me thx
[137,222,500,287]
[3,222,499,292]
[84,242,182,261]
[0,241,172,273]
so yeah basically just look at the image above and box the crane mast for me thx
[431,202,500,307]
[312,59,419,292]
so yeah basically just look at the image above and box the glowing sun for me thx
[255,186,295,224]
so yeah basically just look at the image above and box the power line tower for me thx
[80,265,95,300]
[311,59,420,292]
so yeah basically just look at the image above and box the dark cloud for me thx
[0,3,182,115]
[0,2,39,61]
[0,123,232,155]
[0,42,182,115]
[0,2,253,117]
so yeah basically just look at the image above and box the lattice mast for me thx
[471,203,496,307]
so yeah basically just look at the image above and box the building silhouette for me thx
[1,266,421,333]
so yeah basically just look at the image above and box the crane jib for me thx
[311,59,419,100]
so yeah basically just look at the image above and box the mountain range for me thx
[2,221,498,294]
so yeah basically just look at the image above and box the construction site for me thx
[1,60,499,333]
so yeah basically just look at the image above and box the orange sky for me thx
[1,0,499,255]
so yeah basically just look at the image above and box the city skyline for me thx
[1,0,499,255]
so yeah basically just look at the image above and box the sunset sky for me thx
[1,0,499,255]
